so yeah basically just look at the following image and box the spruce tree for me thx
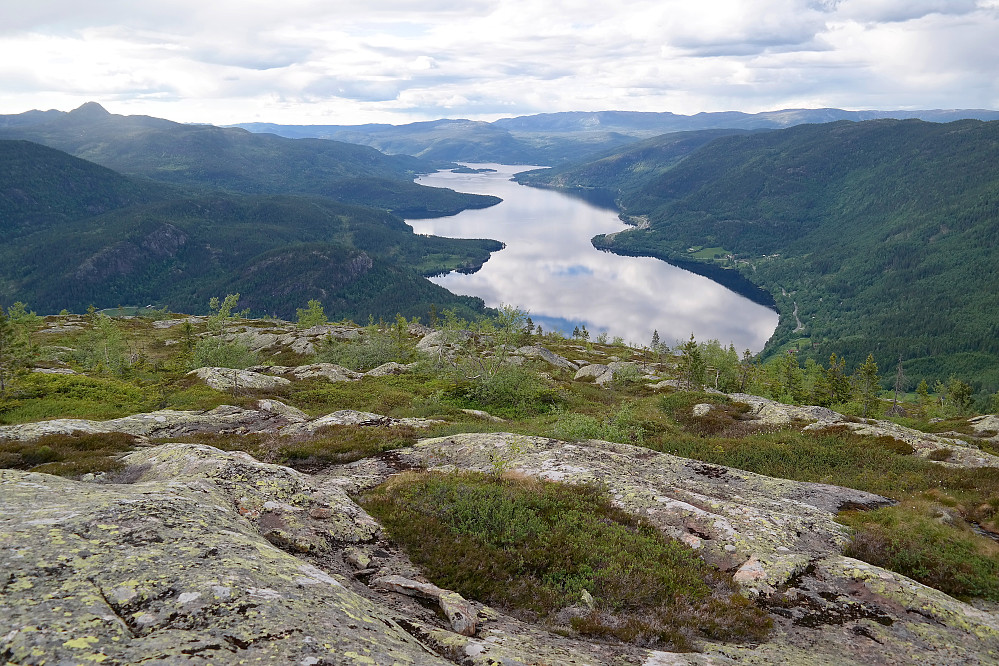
[854,354,881,418]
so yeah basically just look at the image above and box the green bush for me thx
[0,373,152,424]
[277,424,420,471]
[0,431,138,478]
[315,331,413,371]
[189,337,258,370]
[551,404,646,444]
[840,504,999,600]
[362,471,770,652]
[439,364,565,419]
[296,299,327,329]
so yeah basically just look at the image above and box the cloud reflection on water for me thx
[407,164,778,351]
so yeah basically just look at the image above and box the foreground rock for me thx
[3,435,998,664]
[0,444,694,666]
[0,448,437,665]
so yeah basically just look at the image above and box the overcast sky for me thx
[1,0,997,126]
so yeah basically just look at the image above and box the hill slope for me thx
[0,140,171,236]
[540,119,999,393]
[0,140,499,321]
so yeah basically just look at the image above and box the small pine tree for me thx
[678,334,705,390]
[892,355,907,410]
[916,379,931,414]
[854,354,881,418]
[297,299,327,329]
[945,375,974,416]
[738,349,755,392]
[826,353,851,405]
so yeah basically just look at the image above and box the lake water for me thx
[407,164,779,352]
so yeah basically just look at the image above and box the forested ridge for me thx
[527,119,999,396]
[0,139,499,322]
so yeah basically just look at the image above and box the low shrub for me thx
[551,404,647,445]
[0,431,138,478]
[189,337,258,370]
[277,425,421,472]
[659,391,753,437]
[438,365,566,419]
[0,373,152,424]
[171,425,421,473]
[361,471,771,652]
[315,331,414,372]
[840,503,999,600]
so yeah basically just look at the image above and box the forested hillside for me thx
[530,119,999,395]
[0,140,499,321]
[0,103,499,218]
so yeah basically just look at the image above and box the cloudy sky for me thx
[1,0,997,125]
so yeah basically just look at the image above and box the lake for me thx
[407,164,779,352]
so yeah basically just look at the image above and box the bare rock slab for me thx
[0,454,444,665]
[188,366,291,391]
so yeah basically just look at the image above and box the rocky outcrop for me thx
[0,405,292,441]
[396,433,999,664]
[402,433,891,597]
[969,414,999,442]
[574,361,642,386]
[278,410,441,436]
[249,363,363,382]
[415,329,474,358]
[187,366,291,392]
[515,345,578,370]
[235,324,361,356]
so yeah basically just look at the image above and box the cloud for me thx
[0,0,997,123]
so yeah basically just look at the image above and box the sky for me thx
[1,0,998,126]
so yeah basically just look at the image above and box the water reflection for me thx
[407,164,778,352]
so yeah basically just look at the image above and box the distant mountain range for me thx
[234,108,999,165]
[0,102,499,219]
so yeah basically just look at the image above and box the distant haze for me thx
[1,1,998,125]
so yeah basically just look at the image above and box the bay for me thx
[407,164,779,352]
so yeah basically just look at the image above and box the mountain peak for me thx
[69,101,111,118]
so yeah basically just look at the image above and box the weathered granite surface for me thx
[0,404,437,443]
[2,433,998,664]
